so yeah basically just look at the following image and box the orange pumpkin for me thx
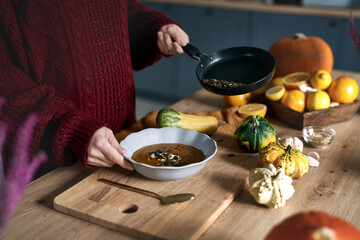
[268,33,333,77]
[265,211,360,240]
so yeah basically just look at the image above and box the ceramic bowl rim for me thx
[120,127,218,170]
[302,125,336,139]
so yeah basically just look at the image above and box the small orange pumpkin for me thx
[268,33,333,77]
[265,211,360,240]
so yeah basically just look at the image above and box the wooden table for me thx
[3,70,360,240]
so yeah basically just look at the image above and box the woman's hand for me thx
[157,24,189,55]
[87,127,134,170]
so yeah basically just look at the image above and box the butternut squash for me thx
[156,108,225,134]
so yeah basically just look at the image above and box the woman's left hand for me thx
[157,24,189,55]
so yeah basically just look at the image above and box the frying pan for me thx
[182,43,276,95]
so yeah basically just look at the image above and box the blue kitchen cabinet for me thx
[174,5,251,99]
[135,2,360,101]
[337,17,360,72]
[250,11,360,72]
[250,12,343,69]
[135,3,250,100]
[133,3,182,101]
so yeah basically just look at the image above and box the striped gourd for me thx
[234,115,276,153]
[156,108,225,134]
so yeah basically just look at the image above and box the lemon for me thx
[310,70,332,90]
[270,76,284,87]
[283,72,310,90]
[265,86,286,101]
[238,103,267,118]
[306,90,331,111]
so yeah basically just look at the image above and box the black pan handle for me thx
[171,38,207,62]
[182,43,207,62]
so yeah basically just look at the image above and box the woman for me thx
[0,0,189,174]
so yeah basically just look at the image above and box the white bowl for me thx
[120,127,217,181]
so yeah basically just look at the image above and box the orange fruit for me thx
[224,93,251,107]
[283,72,310,90]
[306,90,331,111]
[265,86,286,101]
[280,89,305,113]
[238,103,267,118]
[328,76,359,103]
[309,70,332,90]
[251,86,266,95]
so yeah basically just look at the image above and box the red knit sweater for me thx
[0,0,176,168]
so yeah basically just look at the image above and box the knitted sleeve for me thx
[0,1,105,168]
[128,0,178,70]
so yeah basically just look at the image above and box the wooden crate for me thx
[256,95,360,129]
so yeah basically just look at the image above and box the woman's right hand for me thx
[87,127,134,170]
[157,24,189,56]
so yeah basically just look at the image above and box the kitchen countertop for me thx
[142,0,360,18]
[3,69,360,239]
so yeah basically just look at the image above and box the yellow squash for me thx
[156,108,225,134]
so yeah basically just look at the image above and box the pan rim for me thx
[195,46,275,95]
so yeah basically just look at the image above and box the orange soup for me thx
[131,143,205,167]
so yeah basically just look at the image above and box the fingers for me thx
[87,145,115,167]
[107,133,134,170]
[157,31,176,55]
[163,24,189,46]
[100,140,132,170]
[87,127,134,170]
[87,156,114,168]
[158,24,189,55]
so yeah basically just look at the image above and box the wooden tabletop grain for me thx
[3,70,360,240]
